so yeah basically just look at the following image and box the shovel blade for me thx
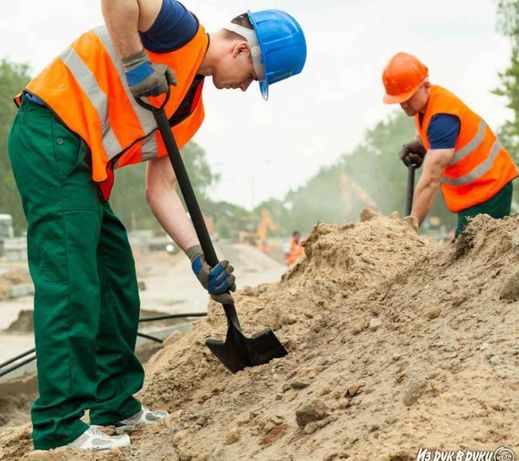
[206,324,287,373]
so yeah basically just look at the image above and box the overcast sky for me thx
[0,0,512,209]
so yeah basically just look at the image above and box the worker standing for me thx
[382,52,518,236]
[285,231,305,266]
[8,0,306,451]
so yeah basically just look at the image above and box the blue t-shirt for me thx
[25,1,198,106]
[426,113,460,150]
[139,0,198,53]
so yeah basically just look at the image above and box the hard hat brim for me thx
[383,83,421,104]
[247,10,270,101]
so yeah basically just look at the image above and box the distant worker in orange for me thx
[382,52,518,237]
[285,231,304,266]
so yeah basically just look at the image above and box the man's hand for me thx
[399,138,427,168]
[123,50,177,98]
[186,245,236,305]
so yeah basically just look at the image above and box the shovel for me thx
[137,93,287,373]
[405,163,417,215]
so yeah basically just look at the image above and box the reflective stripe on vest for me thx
[448,119,486,165]
[442,139,502,186]
[22,23,208,186]
[59,46,122,155]
[59,26,159,160]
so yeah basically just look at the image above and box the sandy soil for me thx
[1,212,518,460]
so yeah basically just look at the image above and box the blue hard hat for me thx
[247,9,307,100]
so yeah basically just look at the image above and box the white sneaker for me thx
[115,406,169,433]
[67,426,130,451]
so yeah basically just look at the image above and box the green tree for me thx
[494,1,519,162]
[0,59,31,232]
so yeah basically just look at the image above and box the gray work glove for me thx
[399,138,427,168]
[123,49,177,98]
[186,245,236,305]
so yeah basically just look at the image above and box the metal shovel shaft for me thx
[151,107,243,330]
[406,165,416,216]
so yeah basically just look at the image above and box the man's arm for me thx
[410,148,456,226]
[146,155,237,304]
[101,0,162,59]
[146,155,199,251]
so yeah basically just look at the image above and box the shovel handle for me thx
[406,164,416,216]
[136,94,218,266]
[136,94,241,327]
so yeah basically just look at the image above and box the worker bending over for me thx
[8,0,306,451]
[382,52,518,236]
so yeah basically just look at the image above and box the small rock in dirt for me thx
[425,306,441,320]
[489,402,505,412]
[488,355,502,366]
[264,421,276,432]
[282,314,297,325]
[224,428,241,445]
[236,413,251,426]
[402,380,426,406]
[291,380,310,390]
[351,323,365,335]
[346,384,361,397]
[271,415,284,425]
[338,399,351,409]
[500,269,519,301]
[360,208,378,222]
[303,422,319,434]
[369,318,382,331]
[296,399,328,427]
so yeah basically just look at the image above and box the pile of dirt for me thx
[1,212,518,461]
[0,269,31,301]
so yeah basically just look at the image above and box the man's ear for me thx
[232,41,250,58]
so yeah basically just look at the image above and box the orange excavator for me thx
[238,208,277,247]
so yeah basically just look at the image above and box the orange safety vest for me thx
[286,239,304,265]
[15,24,208,200]
[415,85,518,212]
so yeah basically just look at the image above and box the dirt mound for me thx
[1,213,518,460]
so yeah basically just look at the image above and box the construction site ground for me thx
[1,213,518,460]
[0,241,286,434]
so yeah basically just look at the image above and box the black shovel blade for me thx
[206,323,287,373]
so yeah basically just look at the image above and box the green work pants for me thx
[455,181,514,237]
[8,99,144,450]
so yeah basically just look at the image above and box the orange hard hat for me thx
[382,52,428,104]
